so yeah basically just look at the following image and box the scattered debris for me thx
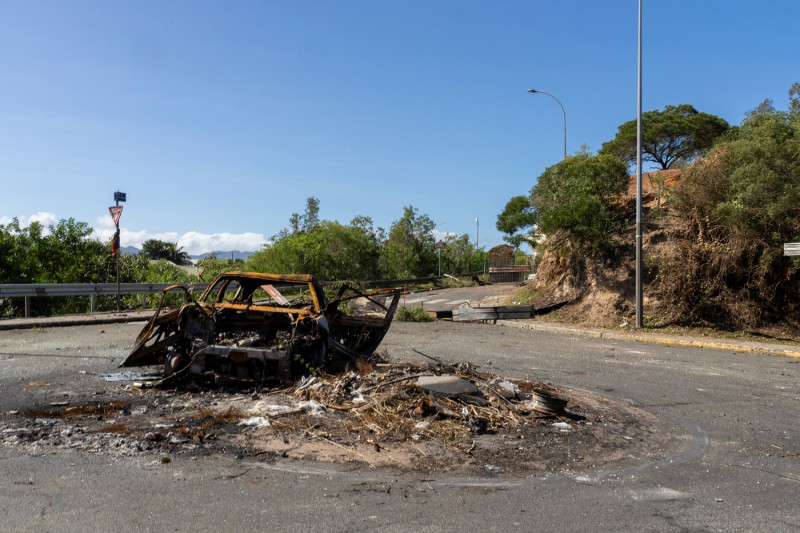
[239,416,270,428]
[526,389,568,417]
[103,370,162,382]
[0,353,669,473]
[1,330,670,474]
[415,375,480,396]
[453,305,533,323]
[532,300,571,315]
[484,464,505,474]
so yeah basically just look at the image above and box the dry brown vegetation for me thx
[521,168,800,340]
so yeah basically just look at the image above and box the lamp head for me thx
[526,89,538,94]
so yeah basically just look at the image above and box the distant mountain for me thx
[190,251,255,261]
[118,247,255,261]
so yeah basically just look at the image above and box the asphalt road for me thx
[1,319,798,532]
[397,284,516,312]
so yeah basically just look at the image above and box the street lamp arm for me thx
[526,88,567,160]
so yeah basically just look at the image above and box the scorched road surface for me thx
[1,320,799,531]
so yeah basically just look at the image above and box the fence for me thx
[0,283,210,318]
[487,257,532,284]
[0,277,446,319]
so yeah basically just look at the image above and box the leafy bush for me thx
[0,218,150,317]
[247,219,383,281]
[138,260,196,308]
[196,256,244,282]
[530,150,629,254]
[394,305,434,322]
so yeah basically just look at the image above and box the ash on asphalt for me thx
[0,352,674,477]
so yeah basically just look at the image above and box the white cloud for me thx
[93,216,178,248]
[92,216,267,255]
[2,212,267,256]
[0,211,58,230]
[178,231,267,255]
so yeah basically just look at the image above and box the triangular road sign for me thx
[109,206,123,226]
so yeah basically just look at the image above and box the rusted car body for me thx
[121,272,401,383]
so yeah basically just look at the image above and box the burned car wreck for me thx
[121,272,401,385]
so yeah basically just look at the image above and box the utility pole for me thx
[635,0,644,328]
[475,217,480,273]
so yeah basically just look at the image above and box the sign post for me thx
[110,191,126,311]
[436,240,445,276]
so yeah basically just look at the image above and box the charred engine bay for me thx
[0,353,671,476]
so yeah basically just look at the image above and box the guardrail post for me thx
[90,294,97,313]
[24,296,31,318]
[142,294,147,310]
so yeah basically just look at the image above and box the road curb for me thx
[496,320,800,359]
[0,311,152,331]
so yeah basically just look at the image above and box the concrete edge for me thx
[496,320,800,359]
[0,312,151,331]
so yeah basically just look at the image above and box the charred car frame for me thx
[122,272,401,384]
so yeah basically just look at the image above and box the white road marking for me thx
[400,296,471,308]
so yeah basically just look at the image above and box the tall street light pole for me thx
[434,223,446,276]
[475,217,480,273]
[527,88,567,160]
[635,0,644,328]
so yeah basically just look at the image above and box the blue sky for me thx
[1,1,798,254]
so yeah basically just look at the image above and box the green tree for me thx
[705,102,800,240]
[380,206,437,278]
[744,99,776,119]
[302,197,320,232]
[247,210,383,281]
[790,82,800,120]
[279,196,321,238]
[0,218,150,316]
[600,104,729,169]
[195,255,244,281]
[0,218,108,285]
[140,239,168,260]
[440,234,480,275]
[140,239,192,265]
[496,195,537,249]
[530,150,629,253]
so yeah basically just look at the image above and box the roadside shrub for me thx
[657,91,800,329]
[530,150,630,255]
[395,305,434,322]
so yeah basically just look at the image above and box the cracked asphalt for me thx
[1,314,799,531]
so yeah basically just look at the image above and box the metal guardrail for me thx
[0,283,210,318]
[0,275,463,319]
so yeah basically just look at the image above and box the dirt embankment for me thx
[520,170,800,339]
